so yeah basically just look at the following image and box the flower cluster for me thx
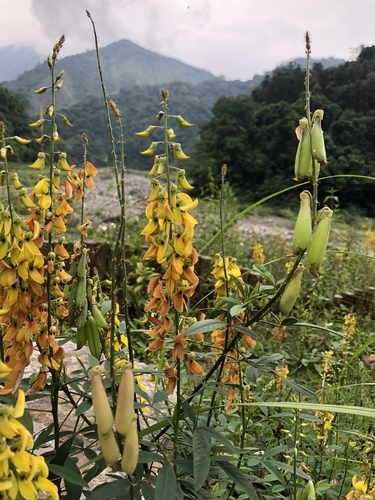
[343,313,356,340]
[140,93,200,377]
[275,365,289,388]
[313,410,334,442]
[0,389,58,499]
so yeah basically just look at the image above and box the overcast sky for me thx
[2,0,375,80]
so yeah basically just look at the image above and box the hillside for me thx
[3,39,217,113]
[0,45,43,82]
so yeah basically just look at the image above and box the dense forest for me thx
[0,45,375,215]
[190,46,375,216]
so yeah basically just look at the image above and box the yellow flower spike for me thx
[19,192,36,209]
[38,193,52,210]
[34,456,49,477]
[7,470,19,497]
[0,235,10,259]
[175,115,194,128]
[34,253,44,269]
[85,161,98,177]
[27,152,45,170]
[18,473,39,499]
[55,196,73,217]
[10,447,30,472]
[13,390,25,418]
[0,360,13,379]
[33,475,59,500]
[28,266,45,285]
[141,218,159,236]
[140,142,158,156]
[11,172,24,190]
[28,118,44,128]
[78,220,92,237]
[52,167,61,189]
[176,169,194,190]
[170,143,190,161]
[179,197,199,212]
[2,210,12,236]
[0,476,13,491]
[53,215,67,234]
[33,177,50,196]
[5,284,19,306]
[135,125,155,138]
[57,152,73,171]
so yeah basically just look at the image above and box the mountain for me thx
[0,45,44,82]
[2,40,218,114]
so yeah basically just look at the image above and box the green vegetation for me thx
[1,25,375,500]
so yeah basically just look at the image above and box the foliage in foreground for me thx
[0,21,375,500]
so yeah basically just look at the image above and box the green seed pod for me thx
[121,415,139,476]
[279,264,305,315]
[296,479,316,500]
[307,207,333,276]
[76,323,88,349]
[292,190,312,254]
[75,298,88,329]
[91,303,108,329]
[294,118,311,180]
[114,363,134,436]
[87,314,102,358]
[98,429,120,467]
[90,368,113,435]
[311,109,327,166]
[59,114,73,127]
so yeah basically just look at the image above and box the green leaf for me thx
[216,461,259,498]
[282,377,318,400]
[245,365,259,384]
[153,391,170,404]
[155,462,177,500]
[193,428,211,491]
[198,426,236,453]
[75,399,92,416]
[281,317,299,326]
[89,478,130,499]
[246,401,375,419]
[64,458,83,500]
[252,264,275,284]
[138,450,165,464]
[48,464,89,488]
[230,304,245,317]
[184,319,227,336]
[232,324,259,340]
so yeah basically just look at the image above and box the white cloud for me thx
[0,0,374,80]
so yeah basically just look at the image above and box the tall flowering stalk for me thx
[140,89,200,374]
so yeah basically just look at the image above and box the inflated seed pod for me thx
[279,263,305,315]
[114,363,134,436]
[294,118,311,180]
[98,429,120,467]
[292,190,312,255]
[311,109,327,165]
[307,207,333,277]
[121,415,139,475]
[90,367,113,435]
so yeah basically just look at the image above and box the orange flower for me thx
[164,365,178,394]
[188,359,204,376]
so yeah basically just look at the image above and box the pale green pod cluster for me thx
[294,118,311,180]
[311,109,327,165]
[292,190,312,255]
[296,479,316,500]
[279,264,305,315]
[307,207,333,276]
[121,415,139,476]
[114,363,134,436]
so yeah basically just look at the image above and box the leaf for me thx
[246,401,375,419]
[153,391,170,404]
[252,264,275,284]
[281,317,299,326]
[232,324,259,340]
[184,319,227,336]
[282,377,318,400]
[48,464,89,488]
[155,462,177,500]
[193,428,211,491]
[138,450,165,464]
[245,365,259,384]
[64,458,83,500]
[33,423,55,450]
[198,426,236,453]
[89,478,130,499]
[230,304,245,317]
[181,401,198,425]
[215,460,259,498]
[75,399,92,416]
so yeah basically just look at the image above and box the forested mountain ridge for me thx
[2,39,218,113]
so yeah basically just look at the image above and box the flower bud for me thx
[90,368,114,435]
[114,362,134,436]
